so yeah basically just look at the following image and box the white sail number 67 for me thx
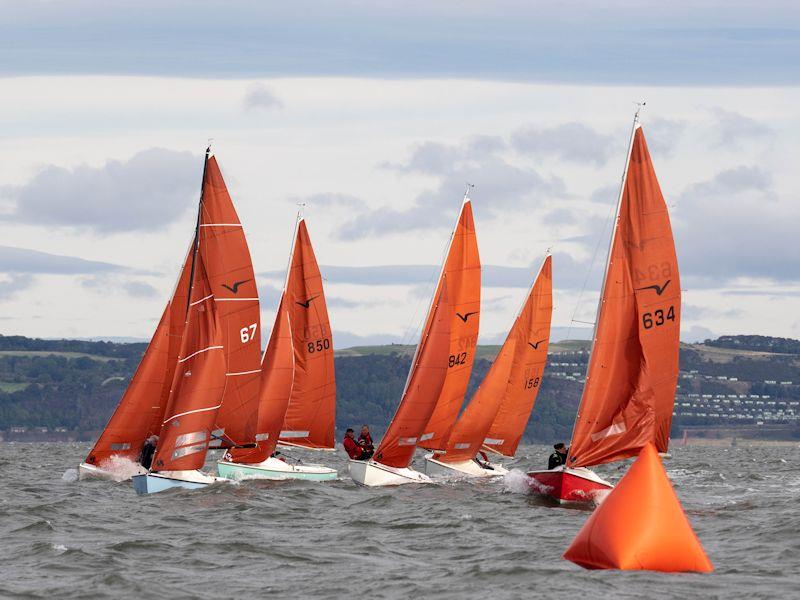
[240,323,257,343]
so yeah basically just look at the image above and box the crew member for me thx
[343,428,370,460]
[358,425,374,456]
[548,443,568,470]
[138,435,158,470]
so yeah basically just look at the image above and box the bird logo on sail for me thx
[456,311,478,323]
[528,339,547,350]
[221,279,251,294]
[635,279,671,296]
[296,295,319,309]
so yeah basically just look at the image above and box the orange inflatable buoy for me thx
[563,443,713,572]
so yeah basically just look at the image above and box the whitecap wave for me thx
[97,456,146,482]
[61,468,78,482]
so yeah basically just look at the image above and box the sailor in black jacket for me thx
[548,443,568,469]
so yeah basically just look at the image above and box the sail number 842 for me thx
[642,306,675,330]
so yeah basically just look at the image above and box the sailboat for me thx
[423,254,553,477]
[527,112,681,504]
[130,148,260,493]
[417,196,481,453]
[132,247,228,494]
[217,216,337,481]
[349,195,478,486]
[78,153,209,481]
[348,281,451,486]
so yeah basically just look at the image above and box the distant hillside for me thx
[704,335,800,355]
[1,334,798,442]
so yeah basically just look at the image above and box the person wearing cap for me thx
[548,443,568,469]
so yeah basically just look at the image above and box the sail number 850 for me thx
[642,306,675,330]
[307,338,331,353]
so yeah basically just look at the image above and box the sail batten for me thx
[567,124,681,469]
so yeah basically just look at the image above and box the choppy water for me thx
[1,443,799,599]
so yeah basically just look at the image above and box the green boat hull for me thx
[217,459,338,482]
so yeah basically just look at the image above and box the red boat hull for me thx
[526,468,613,505]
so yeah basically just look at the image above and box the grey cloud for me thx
[0,273,34,301]
[682,303,743,320]
[121,280,159,298]
[709,108,773,148]
[2,148,200,234]
[643,117,687,157]
[243,83,283,111]
[298,193,368,210]
[0,245,136,275]
[1,2,797,86]
[675,166,799,284]
[262,259,592,291]
[340,139,565,239]
[511,122,621,166]
[682,325,717,344]
[687,165,771,196]
[80,275,160,298]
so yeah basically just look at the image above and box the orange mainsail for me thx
[442,255,553,462]
[83,240,195,467]
[568,124,681,469]
[199,154,261,449]
[374,282,451,469]
[279,219,336,449]
[226,298,293,464]
[152,253,227,472]
[419,199,481,450]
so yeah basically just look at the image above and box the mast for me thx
[185,146,211,315]
[567,105,643,457]
[401,185,473,395]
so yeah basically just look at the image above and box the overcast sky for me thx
[1,1,798,346]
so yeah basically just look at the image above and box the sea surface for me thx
[1,442,798,599]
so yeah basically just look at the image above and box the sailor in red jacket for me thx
[343,428,368,460]
[358,425,374,455]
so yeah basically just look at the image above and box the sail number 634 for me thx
[642,306,675,330]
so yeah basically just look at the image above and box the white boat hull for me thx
[217,456,337,481]
[422,453,509,478]
[348,459,432,487]
[131,469,227,495]
[78,461,147,482]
